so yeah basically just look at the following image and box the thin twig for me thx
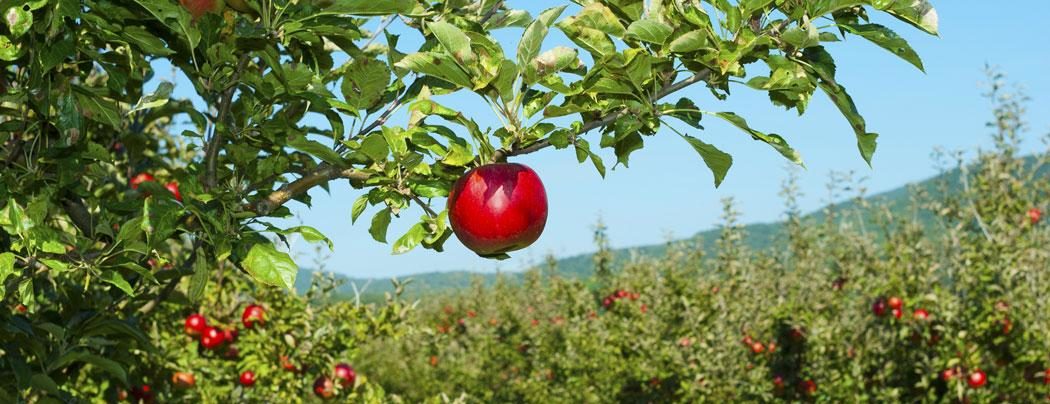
[479,0,504,25]
[489,69,713,162]
[410,194,438,218]
[205,54,252,190]
[362,15,395,50]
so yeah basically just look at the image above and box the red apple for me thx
[130,173,155,190]
[1028,207,1042,224]
[799,379,817,395]
[942,368,957,381]
[772,375,785,389]
[171,372,195,388]
[872,298,888,317]
[913,308,929,321]
[448,163,548,256]
[280,355,298,372]
[165,182,182,202]
[14,304,26,313]
[891,308,903,320]
[313,376,335,399]
[130,384,153,403]
[239,370,256,387]
[334,363,356,387]
[179,0,225,20]
[200,326,225,349]
[967,369,986,388]
[750,342,766,354]
[184,313,207,336]
[223,328,238,343]
[888,296,903,310]
[242,304,266,328]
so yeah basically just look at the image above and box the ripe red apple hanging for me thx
[448,163,548,256]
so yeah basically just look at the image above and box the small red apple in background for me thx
[200,326,225,349]
[1002,318,1013,334]
[242,304,266,328]
[448,163,548,256]
[1043,369,1050,385]
[872,298,887,317]
[223,328,238,343]
[429,355,439,367]
[334,363,356,387]
[887,296,903,310]
[171,372,195,388]
[891,308,903,320]
[184,313,207,336]
[942,368,957,381]
[239,370,256,387]
[1027,207,1042,224]
[313,376,335,399]
[799,379,817,395]
[165,182,182,202]
[913,308,929,321]
[772,375,785,389]
[130,384,153,403]
[14,304,26,313]
[179,0,225,20]
[967,369,987,388]
[280,355,298,372]
[130,173,155,190]
[750,342,766,354]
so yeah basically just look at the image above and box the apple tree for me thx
[0,0,937,400]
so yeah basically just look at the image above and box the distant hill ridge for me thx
[296,155,1041,301]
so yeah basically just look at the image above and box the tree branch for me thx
[490,69,712,162]
[479,0,504,25]
[253,164,371,215]
[205,54,252,190]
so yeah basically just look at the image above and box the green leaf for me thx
[558,21,615,58]
[839,23,924,71]
[392,222,427,254]
[428,21,475,68]
[681,135,733,187]
[351,195,369,224]
[871,0,939,35]
[527,46,579,84]
[0,35,22,61]
[324,0,416,15]
[781,20,819,49]
[668,30,709,53]
[369,207,392,243]
[712,112,803,166]
[101,271,134,297]
[188,252,208,303]
[358,133,389,162]
[241,243,298,290]
[626,19,673,45]
[818,81,878,165]
[288,136,345,166]
[0,252,15,297]
[128,81,175,113]
[667,98,703,128]
[284,226,333,250]
[129,0,201,50]
[73,87,121,128]
[342,58,391,111]
[395,52,473,88]
[3,6,32,38]
[518,6,567,69]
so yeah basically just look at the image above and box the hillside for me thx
[298,156,1041,301]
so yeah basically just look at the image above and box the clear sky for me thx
[167,1,1050,278]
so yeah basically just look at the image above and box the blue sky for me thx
[168,1,1050,278]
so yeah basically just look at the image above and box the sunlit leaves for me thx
[241,243,298,290]
[518,6,566,71]
[839,23,925,71]
[626,19,673,45]
[681,135,733,187]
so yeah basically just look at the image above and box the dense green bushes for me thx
[358,83,1050,403]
